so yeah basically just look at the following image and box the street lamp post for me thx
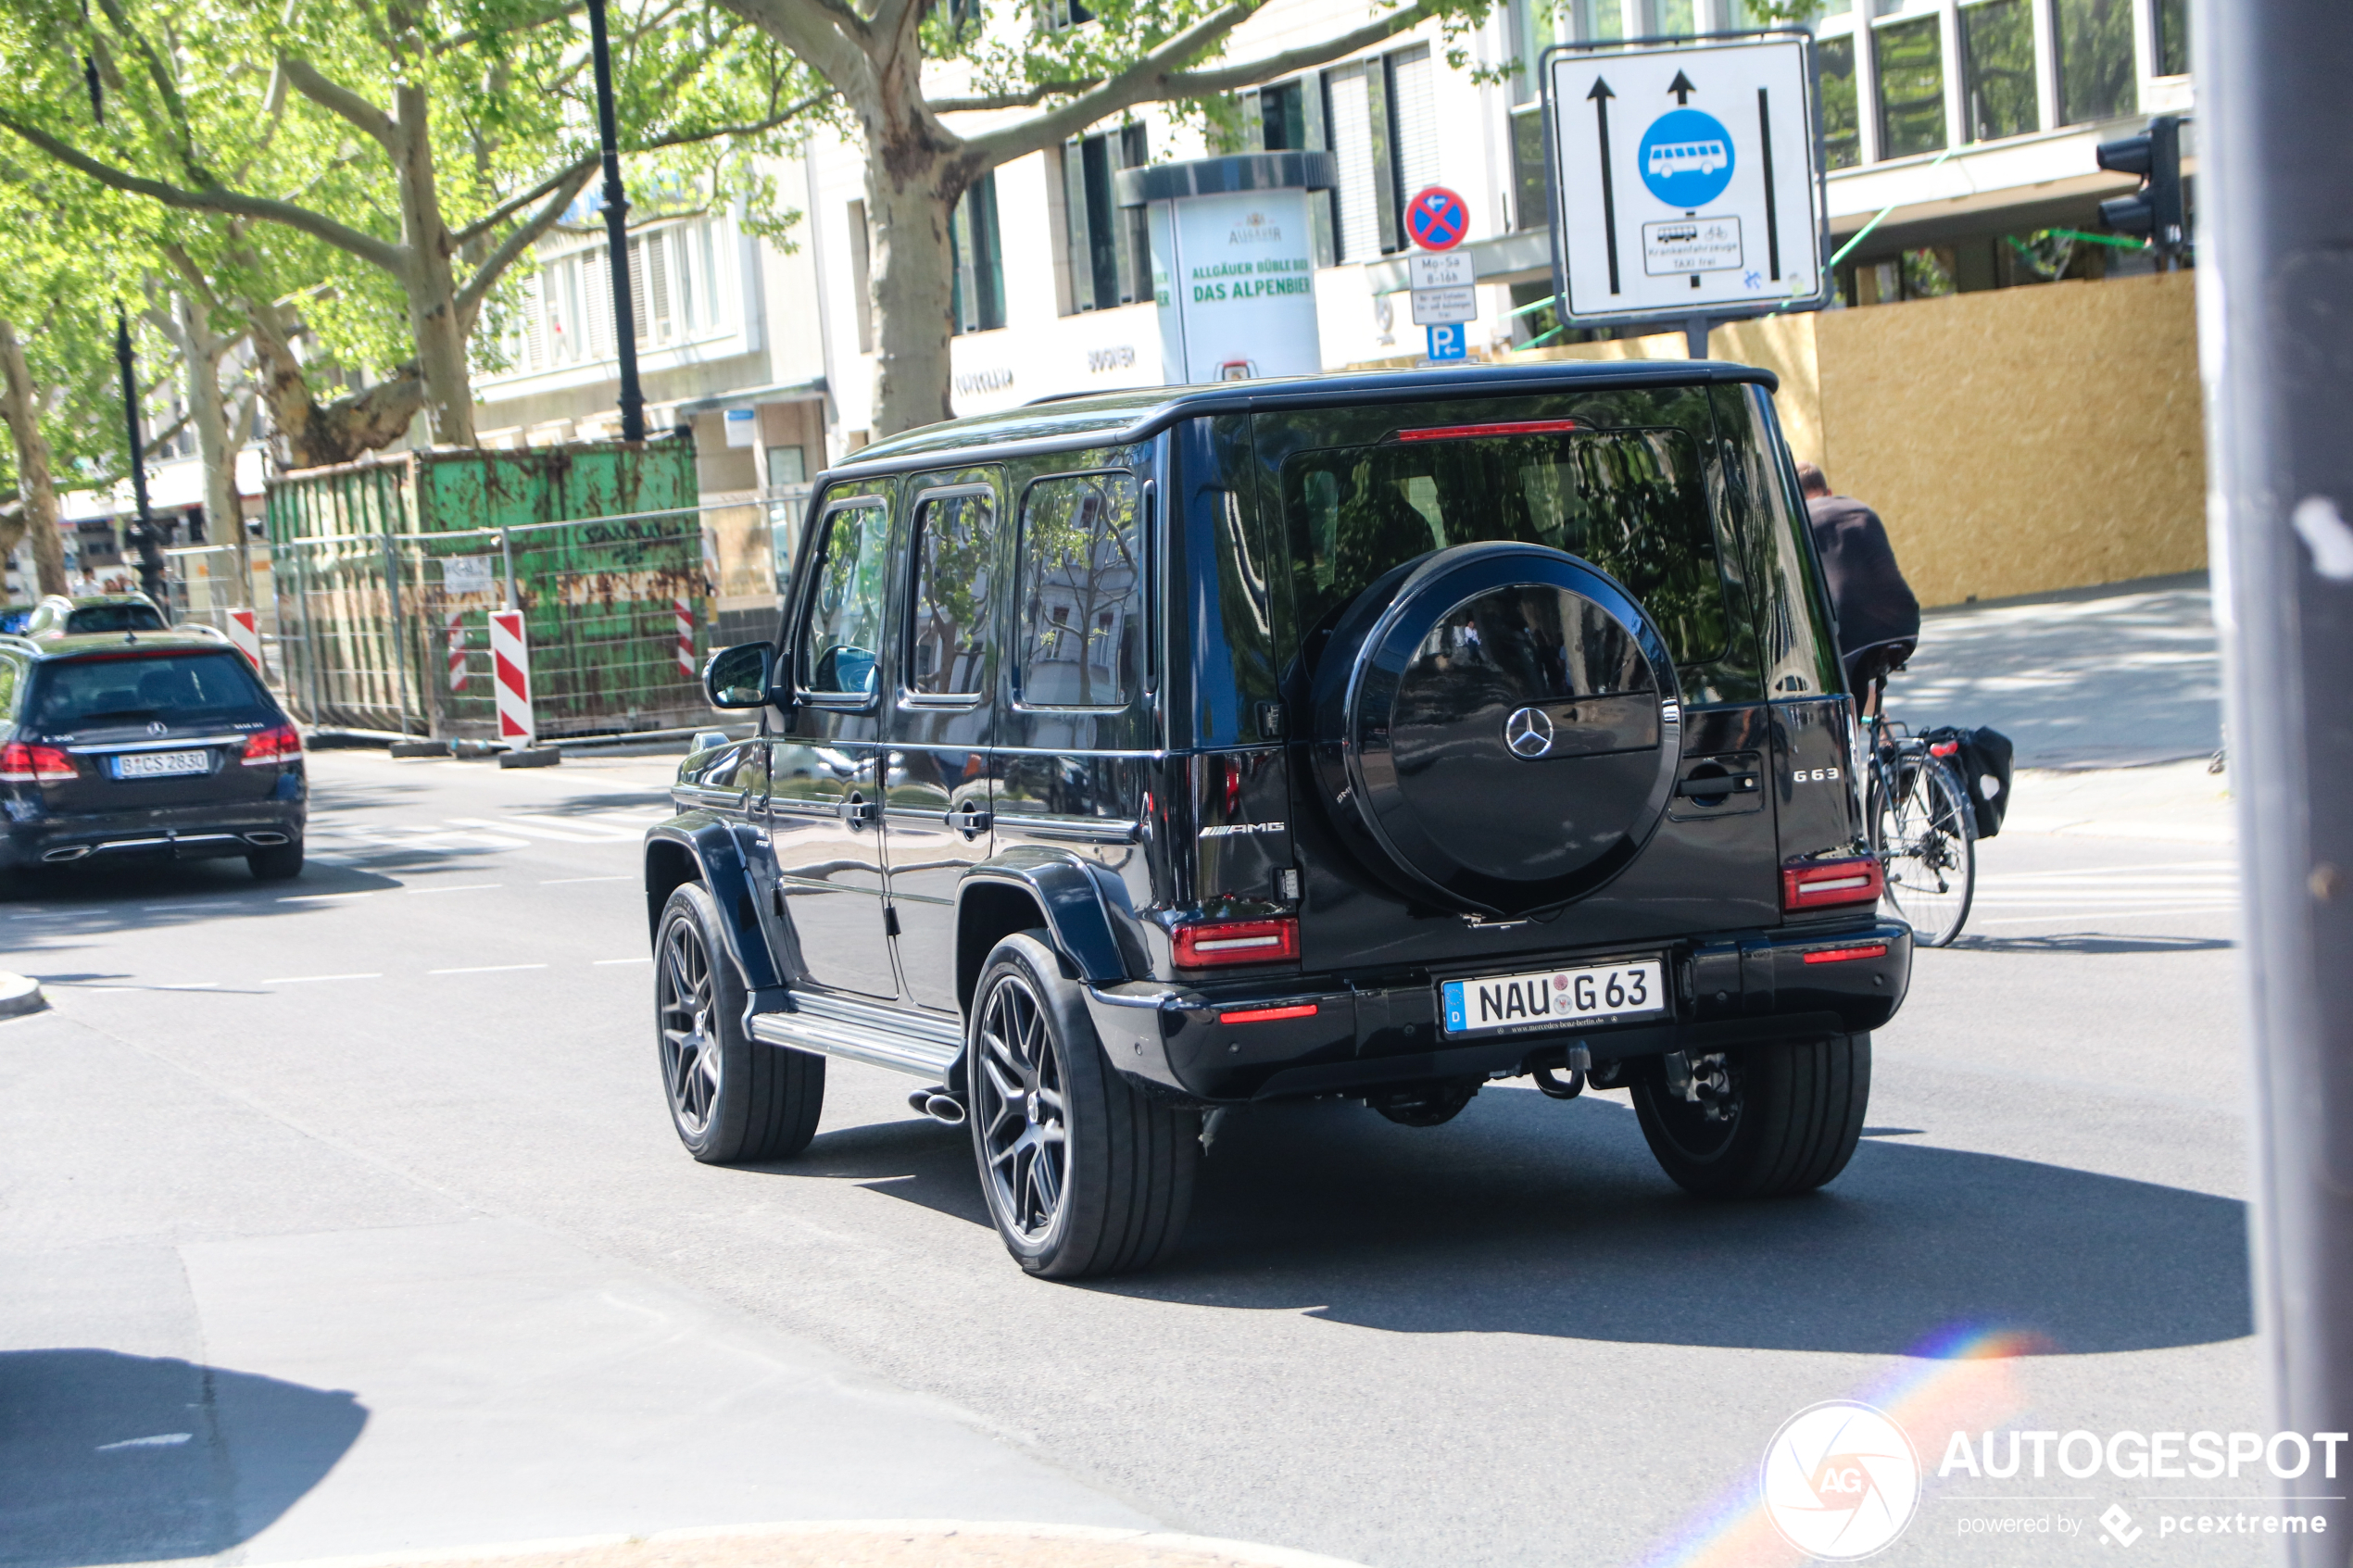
[2199,3,2353,1561]
[586,0,646,444]
[112,306,165,604]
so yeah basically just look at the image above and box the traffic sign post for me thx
[1405,186,1469,252]
[1540,31,1829,353]
[1426,323,1467,361]
[1406,188,1479,336]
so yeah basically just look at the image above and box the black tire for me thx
[967,932,1199,1278]
[655,882,824,1163]
[1629,1034,1871,1198]
[247,839,305,881]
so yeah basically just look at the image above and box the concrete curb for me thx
[0,972,45,1019]
[181,1521,1374,1568]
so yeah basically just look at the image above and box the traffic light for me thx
[2095,115,2186,266]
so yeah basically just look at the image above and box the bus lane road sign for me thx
[1543,32,1826,328]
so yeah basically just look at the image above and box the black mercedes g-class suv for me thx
[643,361,1909,1277]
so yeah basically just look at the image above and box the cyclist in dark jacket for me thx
[1798,462,1921,715]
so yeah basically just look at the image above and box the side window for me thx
[799,500,891,697]
[908,492,996,699]
[1017,472,1143,709]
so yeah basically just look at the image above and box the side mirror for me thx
[704,642,774,709]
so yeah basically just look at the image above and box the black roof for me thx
[6,629,233,660]
[837,359,1779,477]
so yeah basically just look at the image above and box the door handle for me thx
[838,792,878,823]
[1676,771,1760,798]
[946,801,993,838]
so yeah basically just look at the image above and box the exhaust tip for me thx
[40,846,91,863]
[245,832,290,847]
[907,1087,967,1126]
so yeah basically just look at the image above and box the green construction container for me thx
[264,436,708,739]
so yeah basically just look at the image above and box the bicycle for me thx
[1860,676,1976,947]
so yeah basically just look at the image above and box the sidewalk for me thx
[1892,573,2220,770]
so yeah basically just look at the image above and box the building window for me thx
[1655,0,1696,36]
[1577,0,1623,42]
[1322,46,1436,263]
[846,200,874,354]
[950,173,1006,334]
[1260,80,1307,148]
[1510,105,1548,230]
[503,215,727,376]
[1818,34,1860,170]
[1063,123,1150,314]
[2154,0,2189,77]
[1873,15,1946,160]
[2055,0,2137,125]
[1039,0,1091,30]
[1960,0,2037,143]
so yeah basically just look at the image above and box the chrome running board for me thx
[748,989,963,1079]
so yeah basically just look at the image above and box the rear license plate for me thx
[1441,957,1667,1036]
[112,750,208,780]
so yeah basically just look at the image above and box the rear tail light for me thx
[0,743,75,783]
[1217,1003,1320,1023]
[241,724,303,766]
[1396,418,1581,443]
[1781,857,1885,912]
[1173,916,1300,968]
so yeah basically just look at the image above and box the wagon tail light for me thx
[0,743,75,783]
[1173,916,1300,968]
[1781,857,1884,912]
[240,724,303,767]
[1394,419,1581,443]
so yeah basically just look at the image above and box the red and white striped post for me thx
[488,608,534,748]
[673,596,696,680]
[225,608,261,672]
[447,608,467,692]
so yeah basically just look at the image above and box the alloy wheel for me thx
[975,970,1069,1240]
[659,915,721,1135]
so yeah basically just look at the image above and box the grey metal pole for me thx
[2198,2,2353,1560]
[112,307,166,603]
[1684,315,1709,359]
[586,0,646,444]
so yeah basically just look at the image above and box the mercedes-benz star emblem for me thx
[146,721,168,736]
[1504,707,1554,759]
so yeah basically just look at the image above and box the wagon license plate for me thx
[1441,958,1667,1036]
[112,749,208,780]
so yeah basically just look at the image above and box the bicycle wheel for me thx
[1877,756,1975,947]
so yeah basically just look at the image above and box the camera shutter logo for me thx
[1760,1400,1921,1560]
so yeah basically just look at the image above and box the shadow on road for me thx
[1951,932,2234,955]
[0,1348,366,1568]
[808,1090,2250,1357]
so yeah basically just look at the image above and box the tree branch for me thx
[435,0,587,54]
[0,113,408,275]
[452,152,598,247]
[278,56,404,161]
[452,163,596,333]
[932,81,1093,114]
[1162,4,1439,95]
[963,3,1255,166]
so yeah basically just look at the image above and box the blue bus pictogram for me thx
[1637,107,1736,209]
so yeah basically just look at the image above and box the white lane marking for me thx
[261,972,384,985]
[542,875,631,885]
[428,963,549,975]
[96,1433,193,1451]
[593,957,650,965]
[510,813,642,840]
[403,884,503,895]
[445,816,630,845]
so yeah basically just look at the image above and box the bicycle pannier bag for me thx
[1924,724,2014,839]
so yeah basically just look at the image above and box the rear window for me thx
[65,602,166,634]
[1283,425,1731,668]
[31,652,270,729]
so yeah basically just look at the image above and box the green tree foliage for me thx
[708,0,1495,436]
[0,0,833,460]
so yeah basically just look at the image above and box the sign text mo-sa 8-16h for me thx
[1542,31,1829,331]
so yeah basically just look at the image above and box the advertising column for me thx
[1116,152,1336,383]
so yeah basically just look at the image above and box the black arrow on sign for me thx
[1668,69,1697,105]
[1590,77,1621,295]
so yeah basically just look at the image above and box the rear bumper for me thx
[0,797,307,868]
[1083,918,1913,1104]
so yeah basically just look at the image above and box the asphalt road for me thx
[0,741,2266,1568]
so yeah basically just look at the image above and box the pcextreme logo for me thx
[1761,1400,1924,1560]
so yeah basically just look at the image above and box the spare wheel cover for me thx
[1320,542,1683,916]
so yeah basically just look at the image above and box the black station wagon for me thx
[643,361,1911,1277]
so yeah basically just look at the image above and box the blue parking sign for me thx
[1427,322,1466,361]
